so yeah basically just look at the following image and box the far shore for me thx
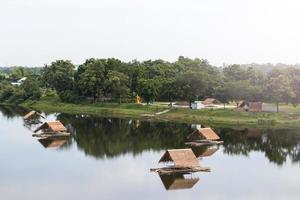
[1,97,299,129]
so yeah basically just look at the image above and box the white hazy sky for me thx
[1,0,300,66]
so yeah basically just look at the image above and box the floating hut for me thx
[186,128,223,146]
[38,137,67,148]
[23,111,44,121]
[33,121,70,137]
[150,149,210,174]
[159,173,199,190]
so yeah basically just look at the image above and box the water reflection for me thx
[219,128,300,165]
[159,173,200,190]
[191,145,219,158]
[38,137,68,149]
[57,113,190,158]
[1,106,300,166]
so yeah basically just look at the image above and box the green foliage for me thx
[137,79,159,104]
[3,56,300,107]
[0,83,15,102]
[42,60,75,93]
[21,77,42,100]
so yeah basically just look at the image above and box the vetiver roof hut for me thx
[151,149,210,174]
[159,173,199,190]
[34,121,67,133]
[187,128,220,141]
[159,149,200,168]
[237,101,263,112]
[23,111,44,120]
[202,98,221,105]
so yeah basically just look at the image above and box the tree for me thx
[21,77,42,100]
[107,71,129,103]
[75,58,106,101]
[9,67,27,81]
[137,79,159,104]
[42,60,75,93]
[174,72,208,104]
[265,69,295,112]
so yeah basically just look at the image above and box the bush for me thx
[0,84,15,102]
[58,90,81,103]
[8,88,26,104]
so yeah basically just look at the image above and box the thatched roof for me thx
[159,149,199,167]
[187,128,220,141]
[238,101,262,112]
[23,111,44,120]
[202,98,221,105]
[34,121,67,133]
[192,146,219,158]
[38,138,67,148]
[159,174,199,190]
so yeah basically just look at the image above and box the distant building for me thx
[202,98,221,106]
[191,101,204,110]
[237,101,276,112]
[11,77,27,86]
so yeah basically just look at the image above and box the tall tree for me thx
[42,60,75,93]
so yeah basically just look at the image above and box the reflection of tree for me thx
[1,107,299,166]
[57,114,191,158]
[219,128,300,166]
[0,105,27,118]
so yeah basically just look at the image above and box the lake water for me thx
[0,106,299,200]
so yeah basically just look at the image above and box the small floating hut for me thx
[150,149,210,174]
[159,173,199,190]
[23,111,44,121]
[33,121,70,137]
[186,128,223,146]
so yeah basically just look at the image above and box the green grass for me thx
[20,96,166,118]
[14,96,300,128]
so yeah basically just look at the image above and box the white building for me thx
[191,101,205,110]
[11,77,27,86]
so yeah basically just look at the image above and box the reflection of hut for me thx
[151,149,210,174]
[202,98,221,105]
[246,128,262,138]
[38,138,67,148]
[23,111,44,120]
[191,145,219,158]
[187,128,220,141]
[159,173,199,190]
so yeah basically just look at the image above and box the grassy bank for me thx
[12,96,300,128]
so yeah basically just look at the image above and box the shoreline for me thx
[2,99,300,128]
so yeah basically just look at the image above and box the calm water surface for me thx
[0,106,299,200]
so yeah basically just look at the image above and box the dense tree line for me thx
[1,57,300,106]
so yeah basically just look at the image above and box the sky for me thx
[1,0,300,67]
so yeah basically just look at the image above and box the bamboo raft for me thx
[32,132,71,138]
[150,166,210,175]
